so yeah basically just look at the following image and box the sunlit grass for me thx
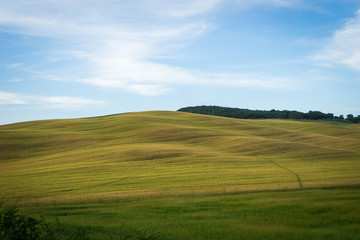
[1,111,360,204]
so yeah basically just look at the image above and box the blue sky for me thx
[1,0,360,124]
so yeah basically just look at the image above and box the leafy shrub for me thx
[0,203,40,240]
[0,203,160,240]
[0,202,89,240]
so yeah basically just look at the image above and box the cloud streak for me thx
[0,91,106,109]
[39,96,107,109]
[0,91,26,105]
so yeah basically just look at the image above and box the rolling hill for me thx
[1,111,360,204]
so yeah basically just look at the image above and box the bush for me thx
[0,203,40,240]
[0,202,89,240]
[0,203,161,240]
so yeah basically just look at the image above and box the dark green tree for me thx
[346,114,357,123]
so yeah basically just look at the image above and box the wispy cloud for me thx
[313,9,360,71]
[0,0,301,96]
[79,60,297,95]
[0,91,27,105]
[235,0,300,8]
[149,0,222,18]
[39,96,107,109]
[0,91,106,109]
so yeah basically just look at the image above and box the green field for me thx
[18,188,358,240]
[1,111,360,239]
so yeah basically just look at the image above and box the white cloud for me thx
[0,91,27,105]
[39,96,106,109]
[0,91,106,109]
[0,0,300,96]
[80,62,296,94]
[313,9,360,71]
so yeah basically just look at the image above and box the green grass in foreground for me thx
[20,188,360,240]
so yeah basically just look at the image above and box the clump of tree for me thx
[178,105,359,123]
[345,114,360,123]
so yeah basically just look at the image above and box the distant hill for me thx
[178,105,359,123]
[1,111,360,204]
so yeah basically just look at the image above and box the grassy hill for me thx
[1,111,359,204]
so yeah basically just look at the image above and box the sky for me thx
[1,0,360,124]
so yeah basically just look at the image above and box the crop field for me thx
[1,111,360,239]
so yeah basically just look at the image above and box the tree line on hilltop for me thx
[178,106,360,123]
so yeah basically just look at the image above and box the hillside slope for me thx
[1,111,359,204]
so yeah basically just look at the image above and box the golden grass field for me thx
[1,111,359,204]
